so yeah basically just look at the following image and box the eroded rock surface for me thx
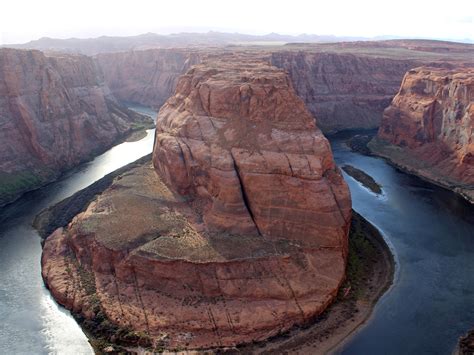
[271,52,417,132]
[96,41,474,133]
[0,48,151,206]
[42,56,351,350]
[370,66,474,202]
[96,49,200,109]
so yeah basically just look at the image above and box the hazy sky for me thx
[1,0,473,44]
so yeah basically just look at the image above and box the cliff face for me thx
[96,49,200,109]
[0,48,150,206]
[371,67,474,202]
[271,52,418,132]
[42,56,351,350]
[96,49,418,133]
[153,56,351,240]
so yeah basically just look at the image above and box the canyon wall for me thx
[96,49,200,109]
[270,52,418,132]
[42,55,351,350]
[0,48,150,206]
[370,67,474,202]
[96,48,419,132]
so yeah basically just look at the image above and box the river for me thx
[330,131,474,355]
[0,120,473,354]
[0,104,156,354]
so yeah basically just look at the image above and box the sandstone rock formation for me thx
[42,56,351,350]
[370,66,474,202]
[97,48,417,132]
[95,41,473,133]
[0,48,151,206]
[96,49,200,109]
[270,52,417,132]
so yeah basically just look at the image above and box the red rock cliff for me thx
[42,56,351,350]
[370,67,474,202]
[153,55,351,241]
[97,49,416,132]
[271,51,418,132]
[0,48,149,206]
[96,49,200,109]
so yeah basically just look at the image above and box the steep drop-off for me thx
[0,48,151,206]
[270,52,418,132]
[370,66,474,202]
[42,56,351,350]
[97,48,417,132]
[96,49,200,109]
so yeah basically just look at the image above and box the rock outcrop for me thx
[271,52,418,132]
[370,66,474,202]
[97,49,417,132]
[41,56,351,350]
[0,48,151,206]
[96,49,200,109]
[95,41,474,133]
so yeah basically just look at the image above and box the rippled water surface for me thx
[0,105,156,354]
[330,132,474,355]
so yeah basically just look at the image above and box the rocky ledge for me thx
[41,56,351,350]
[0,48,153,207]
[370,66,474,202]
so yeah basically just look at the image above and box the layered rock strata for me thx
[270,52,418,132]
[42,57,351,349]
[0,48,151,206]
[370,67,474,202]
[97,48,417,132]
[96,49,200,109]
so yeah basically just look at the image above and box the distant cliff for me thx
[0,48,151,206]
[95,42,473,133]
[370,66,474,202]
[271,52,418,132]
[96,49,200,109]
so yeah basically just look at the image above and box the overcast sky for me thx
[0,0,473,44]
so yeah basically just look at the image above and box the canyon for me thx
[41,55,352,350]
[0,35,471,353]
[94,40,473,133]
[0,48,152,207]
[371,66,474,202]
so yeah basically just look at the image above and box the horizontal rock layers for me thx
[97,48,418,132]
[270,52,418,132]
[96,49,201,109]
[42,56,351,350]
[370,66,474,202]
[0,48,151,206]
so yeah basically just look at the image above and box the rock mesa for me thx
[42,56,351,350]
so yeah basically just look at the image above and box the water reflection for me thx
[0,105,156,354]
[329,132,474,355]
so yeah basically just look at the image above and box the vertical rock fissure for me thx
[131,268,151,335]
[111,268,125,318]
[207,307,223,347]
[213,268,236,334]
[230,152,262,236]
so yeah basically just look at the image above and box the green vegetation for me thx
[131,121,155,131]
[342,165,383,194]
[346,133,375,156]
[338,212,380,301]
[0,170,47,206]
